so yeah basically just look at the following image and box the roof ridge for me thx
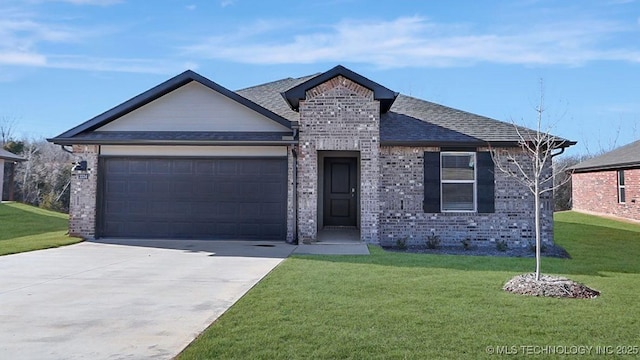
[236,73,320,92]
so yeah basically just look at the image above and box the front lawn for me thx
[0,202,80,256]
[178,211,640,359]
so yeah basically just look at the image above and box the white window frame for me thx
[618,170,626,204]
[440,151,477,212]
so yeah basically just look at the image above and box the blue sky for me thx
[1,0,639,156]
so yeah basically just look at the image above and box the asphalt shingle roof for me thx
[0,148,26,162]
[49,67,575,148]
[237,76,573,146]
[237,75,317,123]
[570,139,640,172]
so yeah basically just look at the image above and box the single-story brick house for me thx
[48,65,574,246]
[571,140,640,221]
[0,148,26,201]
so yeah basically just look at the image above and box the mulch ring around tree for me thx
[503,273,600,299]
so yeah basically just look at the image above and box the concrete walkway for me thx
[0,240,294,360]
[293,243,370,255]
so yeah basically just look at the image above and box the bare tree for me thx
[491,80,572,281]
[0,116,18,146]
[8,138,72,211]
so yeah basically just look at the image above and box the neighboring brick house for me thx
[0,148,26,201]
[48,65,574,246]
[571,140,640,221]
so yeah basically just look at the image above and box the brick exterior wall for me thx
[296,75,380,243]
[379,146,554,247]
[286,145,296,243]
[69,145,99,238]
[573,169,640,221]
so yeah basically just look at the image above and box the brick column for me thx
[296,75,380,243]
[69,145,99,239]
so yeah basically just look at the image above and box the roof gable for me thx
[282,65,398,112]
[96,81,290,132]
[51,70,292,141]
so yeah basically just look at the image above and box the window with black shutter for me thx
[423,150,495,213]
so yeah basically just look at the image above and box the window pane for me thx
[618,170,625,186]
[442,154,475,180]
[620,188,626,203]
[442,183,474,211]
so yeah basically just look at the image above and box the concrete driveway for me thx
[0,239,295,360]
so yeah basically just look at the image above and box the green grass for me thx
[178,211,640,359]
[0,202,80,256]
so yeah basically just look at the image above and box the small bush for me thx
[395,237,408,250]
[461,238,472,250]
[496,240,508,252]
[528,241,547,253]
[426,232,440,249]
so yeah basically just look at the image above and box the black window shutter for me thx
[423,152,441,213]
[476,152,495,213]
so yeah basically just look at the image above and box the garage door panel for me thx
[106,181,127,194]
[148,160,170,174]
[215,160,237,175]
[239,223,260,237]
[128,160,149,174]
[127,201,147,215]
[194,161,214,175]
[106,159,129,173]
[100,157,287,240]
[262,182,284,197]
[127,181,147,193]
[150,181,171,193]
[173,160,194,174]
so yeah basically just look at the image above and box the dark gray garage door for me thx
[98,157,287,240]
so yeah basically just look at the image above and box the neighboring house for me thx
[571,140,640,221]
[0,148,26,201]
[48,65,574,246]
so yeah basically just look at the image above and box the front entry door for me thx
[323,157,357,226]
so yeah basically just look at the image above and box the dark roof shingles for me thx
[571,140,640,171]
[239,78,570,145]
[236,75,317,122]
[0,148,26,162]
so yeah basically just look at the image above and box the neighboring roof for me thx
[281,65,399,113]
[49,70,293,144]
[570,140,640,172]
[0,148,26,162]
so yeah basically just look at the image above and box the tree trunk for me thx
[534,179,541,281]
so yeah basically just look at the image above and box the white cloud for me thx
[0,11,80,67]
[183,16,640,68]
[0,6,181,74]
[45,55,192,74]
[220,0,235,8]
[0,52,46,66]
